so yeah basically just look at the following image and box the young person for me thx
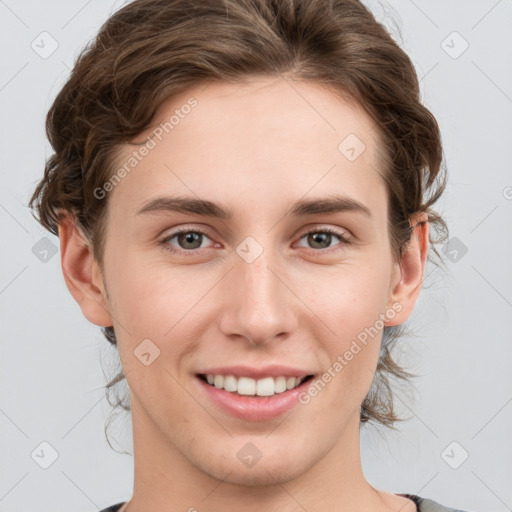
[29,0,466,510]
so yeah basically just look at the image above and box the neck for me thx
[123,400,395,512]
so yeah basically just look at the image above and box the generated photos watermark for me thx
[298,301,403,405]
[93,97,198,200]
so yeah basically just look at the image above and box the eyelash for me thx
[160,226,351,255]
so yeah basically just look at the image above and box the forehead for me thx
[107,76,386,219]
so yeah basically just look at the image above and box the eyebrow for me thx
[136,194,372,219]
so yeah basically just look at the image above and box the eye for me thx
[296,227,351,251]
[160,228,216,254]
[160,226,351,256]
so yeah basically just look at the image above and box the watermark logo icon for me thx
[32,237,58,263]
[134,338,161,366]
[443,237,468,263]
[441,441,469,469]
[31,441,59,469]
[441,31,469,59]
[236,236,263,264]
[31,31,59,59]
[236,442,262,468]
[338,133,366,161]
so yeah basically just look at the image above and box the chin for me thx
[193,446,309,487]
[214,461,304,488]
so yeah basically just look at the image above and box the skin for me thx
[59,76,428,512]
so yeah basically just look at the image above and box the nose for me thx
[217,245,298,346]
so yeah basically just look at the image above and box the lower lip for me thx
[196,375,314,421]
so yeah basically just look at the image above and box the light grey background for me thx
[1,1,511,511]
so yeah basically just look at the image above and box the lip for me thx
[196,364,313,379]
[195,373,315,421]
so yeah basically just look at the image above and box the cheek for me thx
[105,248,191,326]
[106,253,219,373]
[302,263,391,386]
[303,260,392,337]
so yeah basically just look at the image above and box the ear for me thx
[58,212,113,327]
[385,212,429,326]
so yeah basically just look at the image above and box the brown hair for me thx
[29,0,448,431]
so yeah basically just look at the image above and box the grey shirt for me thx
[99,494,470,511]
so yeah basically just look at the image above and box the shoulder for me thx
[99,497,471,512]
[403,494,471,512]
[98,503,126,512]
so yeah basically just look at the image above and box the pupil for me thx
[179,232,201,249]
[309,232,330,249]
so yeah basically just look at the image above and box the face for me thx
[88,77,410,486]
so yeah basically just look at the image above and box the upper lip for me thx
[196,364,315,380]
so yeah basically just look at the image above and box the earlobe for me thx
[385,212,429,327]
[58,212,113,327]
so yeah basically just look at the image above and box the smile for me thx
[196,373,315,421]
[199,373,313,397]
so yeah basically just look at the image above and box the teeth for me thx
[286,377,296,390]
[213,375,224,389]
[203,374,306,396]
[223,375,237,392]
